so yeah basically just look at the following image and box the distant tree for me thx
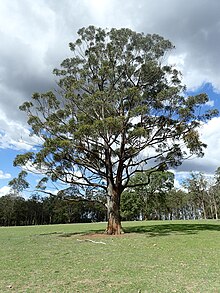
[121,189,143,221]
[0,195,16,226]
[24,195,43,225]
[0,194,27,226]
[58,187,106,223]
[165,189,189,220]
[183,172,209,219]
[39,188,106,225]
[13,196,27,225]
[14,26,218,234]
[209,167,220,219]
[121,171,174,220]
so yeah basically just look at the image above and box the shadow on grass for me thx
[35,229,104,237]
[123,222,220,237]
[58,229,105,238]
[34,222,220,238]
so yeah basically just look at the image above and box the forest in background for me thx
[1,169,219,226]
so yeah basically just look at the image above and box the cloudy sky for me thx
[1,0,220,196]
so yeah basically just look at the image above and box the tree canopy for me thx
[14,26,218,234]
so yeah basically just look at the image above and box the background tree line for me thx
[121,169,220,221]
[0,191,106,226]
[1,168,220,226]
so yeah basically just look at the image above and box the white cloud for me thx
[45,189,59,196]
[0,109,41,151]
[21,161,48,175]
[205,100,215,107]
[175,117,220,175]
[0,185,10,197]
[199,117,220,168]
[173,170,215,191]
[168,53,186,72]
[0,170,11,179]
[169,115,220,187]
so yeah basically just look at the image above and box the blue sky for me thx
[1,0,220,196]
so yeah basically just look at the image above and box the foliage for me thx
[13,26,218,233]
[183,172,210,219]
[121,169,220,221]
[0,192,106,226]
[8,171,29,195]
[183,171,220,220]
[2,169,220,226]
[121,171,174,220]
[209,167,220,219]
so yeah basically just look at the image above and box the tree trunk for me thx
[202,200,207,219]
[105,186,123,235]
[214,201,218,220]
[210,200,214,219]
[213,197,218,220]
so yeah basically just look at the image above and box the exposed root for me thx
[77,239,106,245]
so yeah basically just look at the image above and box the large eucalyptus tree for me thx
[14,26,217,234]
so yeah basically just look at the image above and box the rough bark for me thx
[105,186,123,235]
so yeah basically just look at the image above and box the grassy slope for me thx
[0,220,220,292]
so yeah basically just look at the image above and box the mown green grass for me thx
[0,220,220,292]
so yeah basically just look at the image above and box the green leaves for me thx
[8,171,29,194]
[15,26,218,196]
[13,152,34,167]
[183,130,206,157]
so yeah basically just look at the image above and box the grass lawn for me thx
[0,220,220,292]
